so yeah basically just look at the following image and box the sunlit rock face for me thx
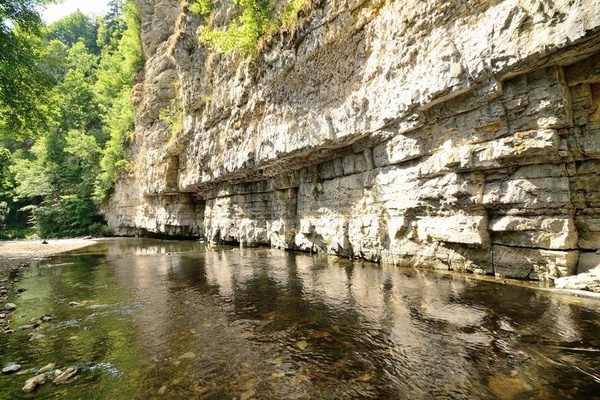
[105,0,600,281]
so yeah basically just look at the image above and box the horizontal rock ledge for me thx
[103,0,600,283]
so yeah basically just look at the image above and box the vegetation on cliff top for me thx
[193,0,309,54]
[0,0,142,239]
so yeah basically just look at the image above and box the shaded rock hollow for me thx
[105,0,600,283]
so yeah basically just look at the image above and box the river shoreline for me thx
[1,237,598,300]
[0,238,97,278]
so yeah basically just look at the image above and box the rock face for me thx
[105,0,600,282]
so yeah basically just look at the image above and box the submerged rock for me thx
[20,322,40,330]
[53,367,78,384]
[296,340,309,350]
[240,389,256,400]
[22,374,46,393]
[177,351,196,360]
[28,333,46,341]
[2,364,22,374]
[488,375,532,400]
[37,363,56,374]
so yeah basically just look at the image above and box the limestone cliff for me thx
[104,0,600,284]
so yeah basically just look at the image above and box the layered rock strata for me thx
[106,0,600,284]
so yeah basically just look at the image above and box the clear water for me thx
[0,238,599,399]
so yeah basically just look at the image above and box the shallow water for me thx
[0,238,599,399]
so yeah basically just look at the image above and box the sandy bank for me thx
[0,238,97,272]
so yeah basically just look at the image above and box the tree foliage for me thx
[46,10,99,54]
[0,0,55,139]
[1,0,142,238]
[94,0,142,202]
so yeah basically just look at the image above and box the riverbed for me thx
[1,238,599,399]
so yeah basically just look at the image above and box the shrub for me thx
[199,0,273,54]
[190,0,213,16]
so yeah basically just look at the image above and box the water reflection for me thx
[1,238,599,399]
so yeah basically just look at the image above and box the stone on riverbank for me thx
[4,303,16,311]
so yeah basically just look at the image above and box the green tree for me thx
[54,42,101,133]
[0,0,56,139]
[7,5,108,237]
[10,127,102,237]
[2,0,142,236]
[96,0,125,49]
[94,0,142,201]
[46,10,100,54]
[40,39,69,84]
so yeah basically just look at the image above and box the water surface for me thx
[0,238,599,399]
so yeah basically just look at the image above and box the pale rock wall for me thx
[105,0,600,284]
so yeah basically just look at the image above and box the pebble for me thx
[0,289,7,295]
[296,340,309,350]
[0,313,6,319]
[4,303,16,311]
[41,315,53,322]
[69,301,79,306]
[2,364,22,374]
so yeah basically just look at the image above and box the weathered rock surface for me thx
[22,374,46,393]
[105,0,600,283]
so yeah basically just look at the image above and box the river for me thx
[0,238,599,399]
